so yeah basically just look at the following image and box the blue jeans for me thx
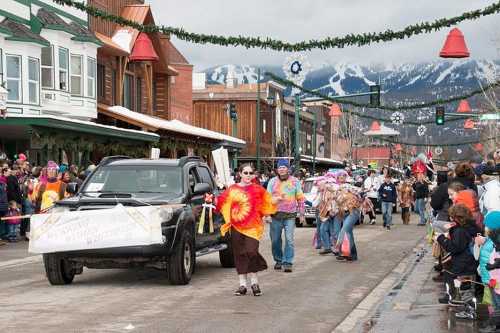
[6,224,17,239]
[320,216,341,250]
[415,198,426,225]
[381,201,393,227]
[336,209,360,260]
[315,212,321,249]
[270,217,295,265]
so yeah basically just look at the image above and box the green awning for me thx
[0,115,159,143]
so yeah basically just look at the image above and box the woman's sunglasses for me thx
[242,171,254,175]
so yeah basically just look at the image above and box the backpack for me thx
[0,183,8,213]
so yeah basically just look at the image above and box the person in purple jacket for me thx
[378,173,397,230]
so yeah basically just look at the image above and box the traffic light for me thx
[435,106,445,125]
[229,103,237,120]
[370,85,380,107]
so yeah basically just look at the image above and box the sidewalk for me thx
[0,239,33,262]
[367,244,481,333]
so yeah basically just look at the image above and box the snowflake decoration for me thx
[417,125,427,137]
[457,148,463,154]
[434,147,443,156]
[390,112,405,125]
[282,54,311,88]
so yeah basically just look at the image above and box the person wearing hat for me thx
[266,159,305,273]
[475,211,500,331]
[33,161,67,213]
[477,163,500,216]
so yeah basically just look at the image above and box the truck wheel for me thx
[167,229,195,285]
[43,254,75,285]
[219,234,235,268]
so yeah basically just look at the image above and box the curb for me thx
[333,236,427,333]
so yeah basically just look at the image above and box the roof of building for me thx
[95,31,129,56]
[101,105,245,147]
[0,18,49,47]
[36,8,101,45]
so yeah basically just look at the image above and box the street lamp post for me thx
[294,94,301,173]
[256,68,261,171]
[312,107,317,176]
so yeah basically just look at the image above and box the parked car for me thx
[37,156,234,286]
[296,177,319,227]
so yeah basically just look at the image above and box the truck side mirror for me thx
[66,182,79,195]
[193,183,211,195]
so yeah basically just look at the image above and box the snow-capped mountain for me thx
[202,60,498,160]
[204,60,499,101]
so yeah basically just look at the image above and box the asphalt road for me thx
[1,216,425,333]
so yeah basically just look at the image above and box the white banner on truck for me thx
[29,204,175,254]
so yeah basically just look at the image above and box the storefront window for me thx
[123,74,133,109]
[136,77,142,112]
[6,55,21,102]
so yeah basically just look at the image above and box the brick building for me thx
[89,0,243,160]
[193,74,346,171]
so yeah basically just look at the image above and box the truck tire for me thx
[43,254,75,285]
[167,229,195,285]
[219,234,235,268]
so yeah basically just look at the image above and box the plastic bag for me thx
[341,233,351,257]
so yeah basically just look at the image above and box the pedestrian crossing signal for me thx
[435,107,445,125]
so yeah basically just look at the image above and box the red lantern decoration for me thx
[328,103,342,117]
[370,121,381,131]
[464,119,475,129]
[439,28,470,58]
[475,143,484,152]
[129,33,159,62]
[457,100,471,113]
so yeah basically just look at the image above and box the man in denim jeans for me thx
[267,159,305,273]
[413,172,429,226]
[378,173,397,230]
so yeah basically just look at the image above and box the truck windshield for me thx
[82,165,183,196]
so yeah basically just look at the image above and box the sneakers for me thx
[251,284,262,296]
[274,263,282,270]
[370,219,376,225]
[336,256,347,261]
[234,286,247,296]
[386,225,391,230]
[455,309,476,320]
[283,265,293,273]
[319,249,332,255]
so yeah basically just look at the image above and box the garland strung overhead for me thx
[266,72,500,112]
[52,0,500,51]
[377,135,499,147]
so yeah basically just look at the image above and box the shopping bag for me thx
[482,287,493,306]
[341,233,351,257]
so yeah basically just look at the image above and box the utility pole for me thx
[312,107,317,176]
[294,94,301,172]
[229,103,238,169]
[256,68,261,171]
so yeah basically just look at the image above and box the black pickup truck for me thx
[41,156,234,285]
